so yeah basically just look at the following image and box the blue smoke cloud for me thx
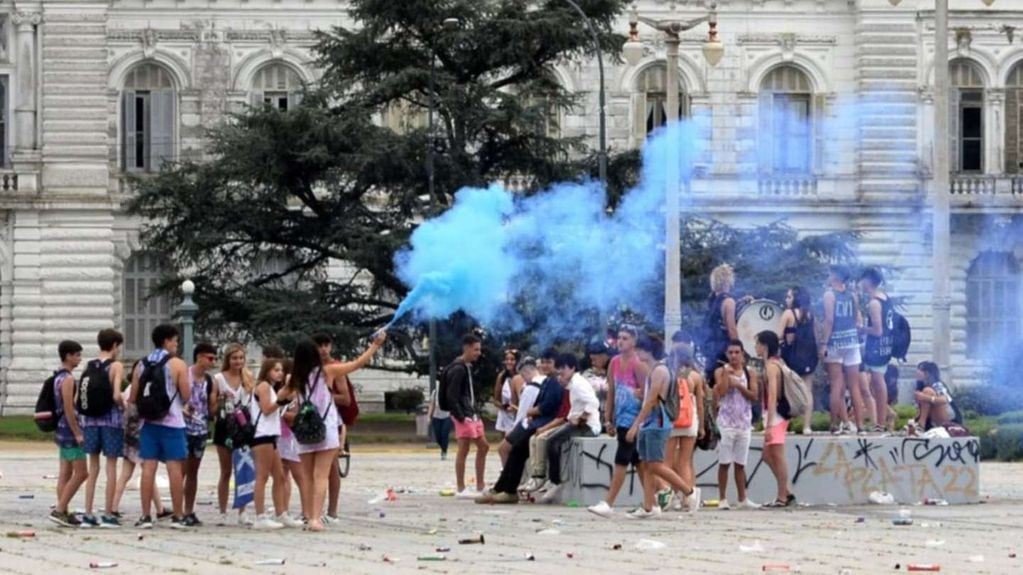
[387,120,704,340]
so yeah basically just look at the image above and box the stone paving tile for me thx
[0,445,1020,574]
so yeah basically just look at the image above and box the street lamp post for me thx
[176,279,198,360]
[888,0,994,370]
[426,17,461,397]
[623,5,722,342]
[562,0,608,187]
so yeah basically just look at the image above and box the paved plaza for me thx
[0,441,1020,574]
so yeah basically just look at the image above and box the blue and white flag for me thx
[233,446,255,509]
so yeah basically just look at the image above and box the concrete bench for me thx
[555,434,981,507]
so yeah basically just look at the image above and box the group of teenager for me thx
[45,323,387,532]
[433,263,957,516]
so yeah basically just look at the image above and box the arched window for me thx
[121,63,177,173]
[251,62,305,111]
[950,59,985,173]
[633,64,687,144]
[121,252,173,357]
[759,65,817,174]
[966,252,1020,358]
[1004,62,1023,173]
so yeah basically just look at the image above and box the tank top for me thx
[640,363,671,430]
[610,354,642,428]
[495,377,515,431]
[251,385,282,438]
[716,366,752,430]
[864,296,894,365]
[185,369,209,436]
[215,372,247,416]
[305,369,338,430]
[142,349,185,429]
[828,289,859,350]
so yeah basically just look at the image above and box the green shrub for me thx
[385,387,426,414]
[996,411,1023,425]
[953,384,1023,417]
[993,424,1023,462]
[966,416,998,460]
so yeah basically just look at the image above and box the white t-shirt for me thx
[251,385,281,438]
[430,389,450,420]
[566,373,601,435]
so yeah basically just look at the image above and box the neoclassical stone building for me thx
[0,0,1020,412]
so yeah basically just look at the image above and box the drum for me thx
[736,298,785,356]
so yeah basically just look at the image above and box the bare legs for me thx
[300,449,337,532]
[762,444,790,503]
[717,463,748,503]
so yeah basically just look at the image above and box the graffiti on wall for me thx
[565,436,980,506]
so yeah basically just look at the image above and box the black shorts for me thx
[186,434,208,460]
[250,436,277,449]
[212,420,230,448]
[614,426,640,467]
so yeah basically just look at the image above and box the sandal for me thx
[763,500,787,508]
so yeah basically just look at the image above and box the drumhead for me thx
[736,299,785,355]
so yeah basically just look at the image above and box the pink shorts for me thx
[765,420,788,446]
[453,418,485,440]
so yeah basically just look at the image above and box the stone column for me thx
[986,88,1005,175]
[11,9,41,156]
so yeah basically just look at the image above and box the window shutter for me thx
[631,92,647,148]
[122,90,137,171]
[1008,90,1021,173]
[149,90,176,170]
[758,90,773,173]
[949,88,960,174]
[813,94,827,173]
[250,90,265,108]
[0,76,8,168]
[287,90,303,110]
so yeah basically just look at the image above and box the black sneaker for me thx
[156,509,173,521]
[48,510,80,528]
[110,511,123,519]
[80,514,100,528]
[169,516,189,530]
[183,513,202,527]
[135,515,154,530]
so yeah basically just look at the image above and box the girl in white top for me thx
[493,350,522,443]
[278,331,387,533]
[209,343,253,525]
[249,359,299,529]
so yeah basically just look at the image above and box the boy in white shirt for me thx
[538,353,601,503]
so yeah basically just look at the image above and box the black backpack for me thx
[890,312,912,362]
[34,369,69,432]
[137,355,176,421]
[292,369,329,445]
[75,359,115,418]
[782,317,818,376]
[437,361,466,412]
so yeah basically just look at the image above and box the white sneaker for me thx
[276,513,303,528]
[802,427,813,435]
[670,491,684,511]
[521,478,545,493]
[587,501,614,518]
[455,489,480,500]
[540,484,563,504]
[322,514,342,525]
[626,506,661,520]
[846,423,859,435]
[717,499,731,510]
[736,498,761,510]
[252,514,283,530]
[215,513,229,526]
[684,488,702,513]
[237,511,254,526]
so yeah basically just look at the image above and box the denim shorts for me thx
[139,423,187,462]
[83,426,124,458]
[637,427,671,462]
